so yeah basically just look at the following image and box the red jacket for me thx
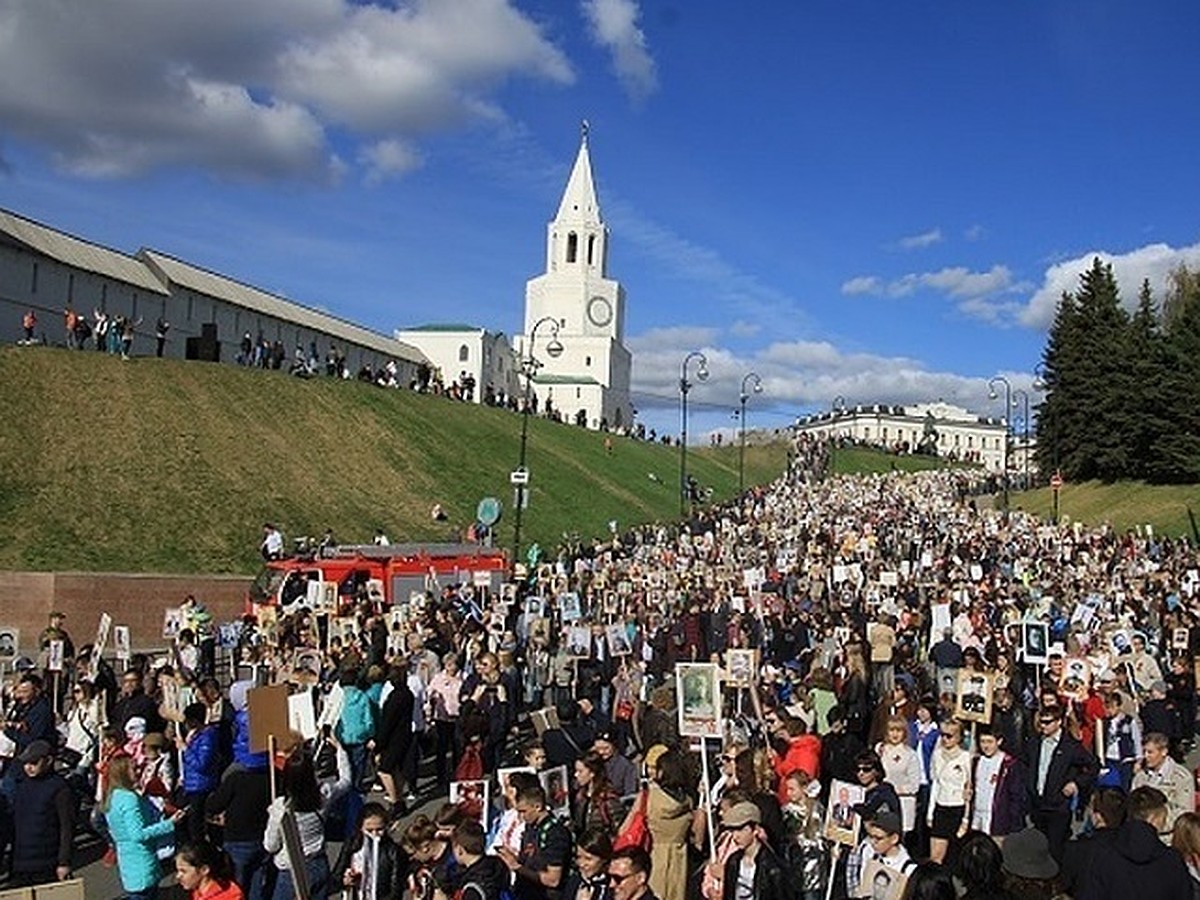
[774,734,821,801]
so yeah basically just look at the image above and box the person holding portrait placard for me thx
[845,809,915,900]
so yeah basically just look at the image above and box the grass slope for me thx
[830,446,950,476]
[0,347,787,574]
[1011,481,1200,539]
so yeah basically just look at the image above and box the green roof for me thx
[532,374,600,386]
[401,323,480,333]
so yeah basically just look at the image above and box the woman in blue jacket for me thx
[104,754,184,899]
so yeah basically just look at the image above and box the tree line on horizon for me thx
[1036,257,1200,484]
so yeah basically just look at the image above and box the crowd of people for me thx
[3,442,1200,900]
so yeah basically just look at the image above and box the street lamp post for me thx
[679,351,709,517]
[738,372,763,495]
[1013,388,1030,491]
[1032,362,1059,523]
[830,395,846,477]
[512,316,563,568]
[988,375,1013,512]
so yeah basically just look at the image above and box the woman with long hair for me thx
[103,754,183,900]
[646,747,704,900]
[572,751,624,839]
[64,680,102,780]
[1171,811,1200,898]
[263,752,331,900]
[175,840,244,900]
[561,826,613,900]
[876,714,921,836]
[840,643,871,741]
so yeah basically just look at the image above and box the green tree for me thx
[1155,265,1200,481]
[1125,280,1172,480]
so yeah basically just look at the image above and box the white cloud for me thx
[841,275,883,296]
[965,224,986,242]
[0,0,573,180]
[896,228,943,250]
[627,327,1009,417]
[918,265,1014,299]
[360,138,423,184]
[580,0,658,102]
[841,265,1016,309]
[1018,241,1200,329]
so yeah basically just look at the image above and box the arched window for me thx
[566,232,578,263]
[587,234,595,265]
[459,344,470,362]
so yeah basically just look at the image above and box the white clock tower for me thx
[519,124,633,431]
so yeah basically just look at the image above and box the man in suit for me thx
[1024,705,1097,862]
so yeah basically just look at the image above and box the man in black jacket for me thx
[111,668,166,735]
[1060,787,1127,896]
[10,740,74,887]
[1024,705,1097,862]
[453,819,510,900]
[1079,786,1191,900]
[719,802,794,900]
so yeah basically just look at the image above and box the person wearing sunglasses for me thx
[926,719,971,864]
[1023,704,1096,863]
[607,847,656,900]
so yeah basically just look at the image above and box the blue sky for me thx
[2,0,1199,441]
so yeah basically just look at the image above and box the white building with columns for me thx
[794,400,1010,471]
[517,127,633,431]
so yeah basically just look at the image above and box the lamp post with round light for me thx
[738,372,763,495]
[1032,362,1059,522]
[1013,387,1030,491]
[512,316,563,567]
[679,351,709,517]
[988,375,1012,512]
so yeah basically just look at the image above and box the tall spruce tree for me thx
[1125,280,1171,480]
[1075,259,1128,482]
[1034,290,1078,478]
[1157,265,1200,481]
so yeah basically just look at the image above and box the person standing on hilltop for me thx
[261,524,284,560]
[155,316,170,358]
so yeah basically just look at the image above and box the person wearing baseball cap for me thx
[719,801,792,900]
[10,739,74,886]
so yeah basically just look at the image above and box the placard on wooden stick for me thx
[247,684,291,753]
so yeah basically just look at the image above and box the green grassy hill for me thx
[1011,481,1200,539]
[0,347,788,574]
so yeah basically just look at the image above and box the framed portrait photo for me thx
[676,662,721,738]
[823,778,865,846]
[954,669,994,723]
[539,765,570,818]
[0,627,19,660]
[605,623,631,657]
[1022,621,1049,665]
[449,779,490,827]
[859,857,909,900]
[725,649,757,689]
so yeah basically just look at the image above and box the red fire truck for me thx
[249,542,508,614]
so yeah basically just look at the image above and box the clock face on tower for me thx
[587,295,613,327]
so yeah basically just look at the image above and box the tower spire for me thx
[555,123,601,225]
